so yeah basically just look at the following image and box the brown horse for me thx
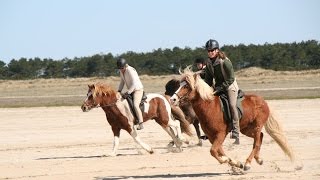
[164,79,204,146]
[81,83,189,156]
[170,68,297,171]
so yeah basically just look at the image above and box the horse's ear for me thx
[88,84,95,89]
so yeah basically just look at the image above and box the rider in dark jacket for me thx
[204,39,240,145]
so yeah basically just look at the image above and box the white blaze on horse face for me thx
[170,81,187,105]
[85,91,92,102]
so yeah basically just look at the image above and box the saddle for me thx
[219,89,245,131]
[124,92,147,125]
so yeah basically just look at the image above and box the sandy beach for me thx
[0,98,319,179]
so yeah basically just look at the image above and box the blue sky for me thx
[0,0,319,64]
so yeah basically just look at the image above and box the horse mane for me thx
[92,82,117,99]
[180,66,214,100]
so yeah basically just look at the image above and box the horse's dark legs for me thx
[192,119,203,146]
[193,120,201,138]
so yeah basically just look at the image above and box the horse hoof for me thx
[256,158,263,165]
[167,141,174,148]
[244,164,251,171]
[149,149,154,154]
[197,140,203,146]
[237,162,244,169]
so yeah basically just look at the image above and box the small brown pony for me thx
[170,67,298,171]
[81,83,189,156]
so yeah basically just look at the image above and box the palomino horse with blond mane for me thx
[81,83,191,156]
[170,67,298,171]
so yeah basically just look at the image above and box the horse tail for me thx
[265,109,295,162]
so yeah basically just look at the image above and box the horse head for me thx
[81,83,120,112]
[170,67,214,106]
[81,84,98,112]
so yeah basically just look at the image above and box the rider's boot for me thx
[231,120,240,145]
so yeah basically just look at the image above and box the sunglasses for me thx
[207,49,216,53]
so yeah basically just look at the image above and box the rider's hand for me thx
[122,92,129,99]
[215,86,223,93]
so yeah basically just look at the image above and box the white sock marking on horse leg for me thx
[130,130,152,153]
[109,136,119,156]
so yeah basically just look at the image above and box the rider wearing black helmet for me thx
[204,39,241,145]
[117,58,127,69]
[205,39,219,51]
[194,57,207,79]
[117,58,145,130]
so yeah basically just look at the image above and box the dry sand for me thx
[1,99,320,180]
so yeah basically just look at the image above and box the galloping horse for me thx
[81,83,189,156]
[164,79,203,146]
[170,68,297,171]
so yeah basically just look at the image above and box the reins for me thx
[96,100,118,108]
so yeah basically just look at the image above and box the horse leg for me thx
[130,129,154,154]
[162,125,183,152]
[210,135,229,164]
[193,120,203,146]
[254,132,264,165]
[210,134,244,168]
[108,136,119,157]
[168,117,185,144]
[108,128,121,157]
[242,128,264,171]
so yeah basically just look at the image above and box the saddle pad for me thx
[219,90,244,129]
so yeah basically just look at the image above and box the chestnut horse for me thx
[81,83,189,156]
[164,79,203,146]
[170,68,297,171]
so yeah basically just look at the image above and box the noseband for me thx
[174,81,191,102]
[84,90,118,109]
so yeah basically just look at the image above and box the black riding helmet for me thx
[116,58,127,69]
[205,39,219,50]
[194,57,206,64]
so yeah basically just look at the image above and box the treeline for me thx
[0,40,319,79]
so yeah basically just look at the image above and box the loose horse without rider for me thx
[81,83,191,156]
[170,67,301,171]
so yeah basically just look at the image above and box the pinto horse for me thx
[170,68,297,171]
[164,79,203,146]
[81,83,188,156]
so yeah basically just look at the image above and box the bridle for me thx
[84,90,119,109]
[173,80,191,102]
[96,100,118,108]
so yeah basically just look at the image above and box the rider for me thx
[194,57,207,79]
[204,39,241,145]
[117,58,144,130]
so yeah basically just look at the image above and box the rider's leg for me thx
[227,87,240,144]
[133,89,144,130]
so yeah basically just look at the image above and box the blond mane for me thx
[180,66,214,100]
[92,82,116,99]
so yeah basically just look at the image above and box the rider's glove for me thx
[122,92,130,99]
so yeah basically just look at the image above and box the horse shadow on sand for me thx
[35,146,188,160]
[94,172,229,180]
